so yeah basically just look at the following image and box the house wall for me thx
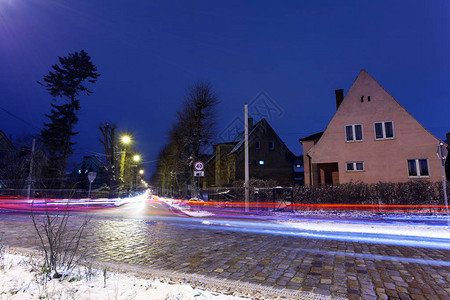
[301,140,316,186]
[307,70,444,185]
[232,120,294,186]
[214,143,236,186]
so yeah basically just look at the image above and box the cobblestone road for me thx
[0,210,449,300]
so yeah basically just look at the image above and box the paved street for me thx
[0,200,449,299]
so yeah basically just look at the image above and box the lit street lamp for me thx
[121,135,131,144]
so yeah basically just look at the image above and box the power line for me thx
[0,106,40,131]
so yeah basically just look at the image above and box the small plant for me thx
[0,234,5,270]
[31,199,90,279]
[0,234,5,259]
[84,262,94,281]
[103,268,108,288]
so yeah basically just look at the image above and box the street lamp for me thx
[131,155,142,193]
[121,135,131,144]
[119,134,132,195]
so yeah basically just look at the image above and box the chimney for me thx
[335,89,344,110]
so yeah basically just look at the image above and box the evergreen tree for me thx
[38,50,100,185]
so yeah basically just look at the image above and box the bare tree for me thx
[154,81,219,198]
[99,123,118,197]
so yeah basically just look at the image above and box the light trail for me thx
[154,196,448,215]
[161,219,450,250]
[0,190,150,213]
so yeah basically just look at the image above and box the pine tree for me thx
[38,50,100,186]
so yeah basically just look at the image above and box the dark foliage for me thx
[38,50,100,185]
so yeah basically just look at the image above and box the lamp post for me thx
[119,135,131,195]
[132,155,141,193]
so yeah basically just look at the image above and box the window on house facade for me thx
[255,141,260,151]
[269,141,275,151]
[346,162,364,171]
[374,121,394,140]
[345,124,363,142]
[407,159,430,177]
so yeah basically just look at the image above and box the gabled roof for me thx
[307,69,442,159]
[227,120,262,156]
[226,118,292,156]
[299,132,324,142]
[73,156,107,173]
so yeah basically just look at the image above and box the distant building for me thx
[300,70,446,186]
[208,118,295,187]
[70,156,108,189]
[293,156,304,186]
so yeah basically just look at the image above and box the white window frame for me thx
[346,161,364,172]
[345,124,364,142]
[374,121,394,140]
[407,159,430,178]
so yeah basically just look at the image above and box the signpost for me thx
[194,161,204,171]
[193,161,204,199]
[88,172,97,199]
[437,142,449,227]
[193,161,205,177]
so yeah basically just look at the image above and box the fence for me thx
[155,181,449,213]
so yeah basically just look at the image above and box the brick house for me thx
[300,70,446,186]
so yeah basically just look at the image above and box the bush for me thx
[291,181,448,208]
[31,200,90,279]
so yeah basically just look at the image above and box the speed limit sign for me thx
[194,161,204,171]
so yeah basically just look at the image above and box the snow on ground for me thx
[278,217,450,239]
[0,252,249,300]
[162,198,215,218]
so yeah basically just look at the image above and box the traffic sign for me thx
[194,161,204,171]
[194,171,205,177]
[88,172,97,183]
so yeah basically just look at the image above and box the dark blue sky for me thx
[1,0,448,175]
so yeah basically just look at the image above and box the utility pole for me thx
[26,139,36,200]
[437,142,448,227]
[244,105,249,212]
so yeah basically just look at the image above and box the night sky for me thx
[1,1,448,176]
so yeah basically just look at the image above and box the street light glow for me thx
[133,154,141,162]
[121,135,131,144]
[139,169,144,175]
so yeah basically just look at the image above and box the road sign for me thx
[194,161,204,171]
[87,172,97,199]
[194,171,205,177]
[88,172,97,183]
